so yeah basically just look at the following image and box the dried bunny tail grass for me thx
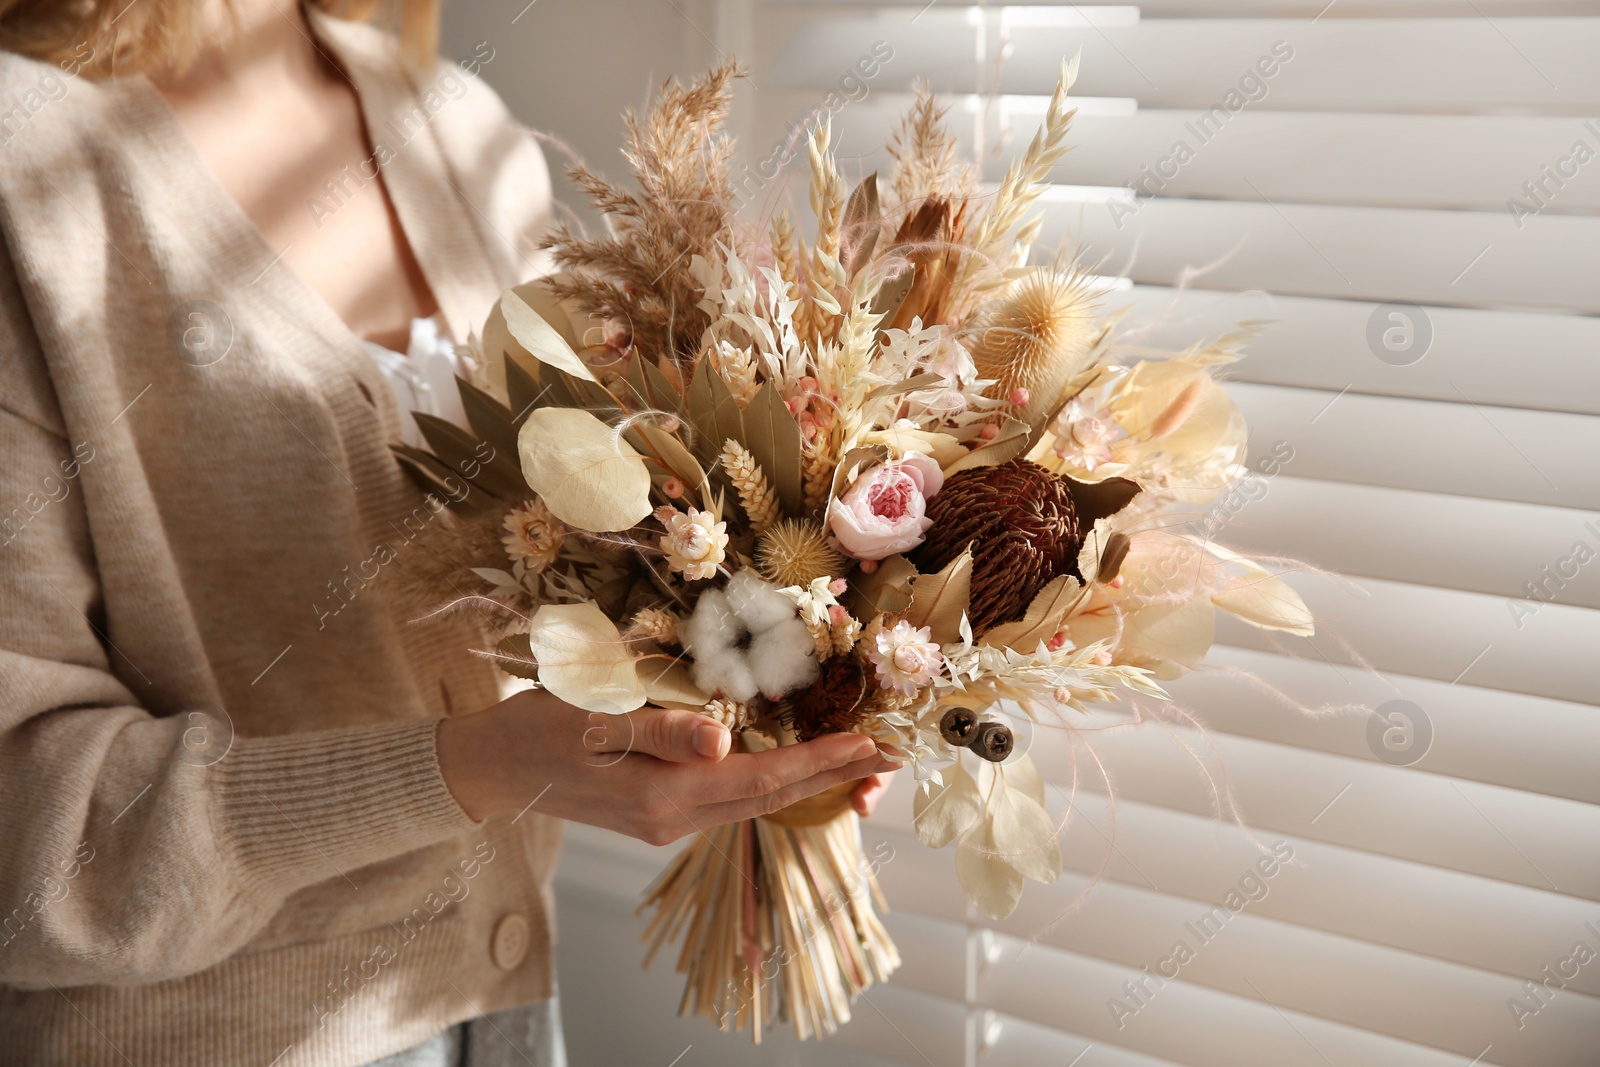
[965,264,1101,423]
[958,56,1079,292]
[720,439,780,534]
[755,518,842,588]
[627,605,682,646]
[887,80,959,207]
[541,61,745,367]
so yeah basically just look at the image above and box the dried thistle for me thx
[720,439,780,534]
[541,62,744,368]
[755,519,842,588]
[966,267,1100,424]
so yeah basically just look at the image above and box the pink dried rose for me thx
[828,452,944,561]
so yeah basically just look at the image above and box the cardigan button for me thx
[490,913,530,971]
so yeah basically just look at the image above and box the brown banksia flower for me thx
[908,459,1081,634]
[966,269,1098,424]
[755,519,842,588]
[781,656,876,742]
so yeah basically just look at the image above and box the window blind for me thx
[549,3,1600,1064]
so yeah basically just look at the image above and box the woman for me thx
[0,1,894,1064]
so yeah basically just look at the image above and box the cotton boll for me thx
[683,589,741,656]
[684,574,815,702]
[749,617,820,699]
[692,648,759,703]
[724,571,795,633]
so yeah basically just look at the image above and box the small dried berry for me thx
[971,722,1014,763]
[938,707,980,747]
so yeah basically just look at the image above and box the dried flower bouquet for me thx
[394,57,1313,1042]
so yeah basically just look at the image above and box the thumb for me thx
[623,706,730,763]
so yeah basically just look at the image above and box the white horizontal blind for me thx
[657,2,1600,1065]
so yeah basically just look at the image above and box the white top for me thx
[363,316,471,448]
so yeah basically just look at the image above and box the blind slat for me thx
[862,804,1600,1001]
[1207,475,1600,608]
[1166,645,1600,805]
[1211,574,1598,705]
[762,14,1600,113]
[1020,715,1600,899]
[1050,199,1600,312]
[1230,383,1599,511]
[1109,287,1600,417]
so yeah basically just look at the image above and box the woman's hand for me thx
[436,689,896,845]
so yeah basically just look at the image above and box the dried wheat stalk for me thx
[800,119,846,347]
[772,210,801,304]
[958,57,1079,296]
[627,605,681,645]
[720,439,780,534]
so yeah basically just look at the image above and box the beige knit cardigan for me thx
[0,12,563,1066]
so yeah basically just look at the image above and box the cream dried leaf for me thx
[526,602,647,714]
[1206,543,1315,636]
[912,759,982,849]
[955,816,1026,920]
[500,289,596,383]
[517,408,653,532]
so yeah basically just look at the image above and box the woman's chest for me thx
[157,65,437,352]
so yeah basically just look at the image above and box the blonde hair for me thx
[0,0,440,79]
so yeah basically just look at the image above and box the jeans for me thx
[361,1000,566,1067]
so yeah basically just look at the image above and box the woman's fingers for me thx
[688,733,879,805]
[850,771,894,817]
[693,752,896,827]
[590,706,729,763]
